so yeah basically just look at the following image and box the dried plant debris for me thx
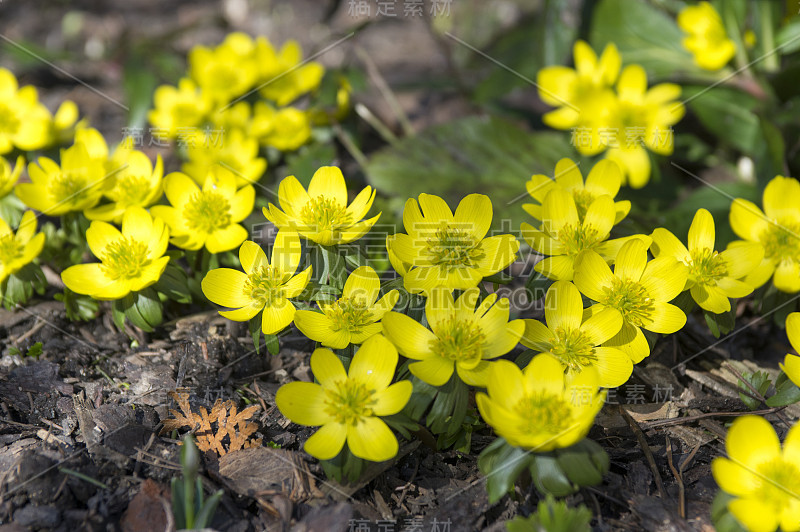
[160,391,262,455]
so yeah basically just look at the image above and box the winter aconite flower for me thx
[85,149,164,223]
[729,175,800,293]
[476,355,605,452]
[523,159,630,225]
[574,239,688,363]
[0,155,25,198]
[182,129,267,187]
[147,78,213,139]
[781,312,800,389]
[17,143,109,216]
[651,208,762,313]
[151,167,254,253]
[522,188,649,281]
[275,334,412,462]
[387,193,518,293]
[61,207,170,300]
[522,281,630,388]
[382,287,524,387]
[256,38,324,106]
[678,2,736,71]
[188,32,259,104]
[0,211,45,285]
[712,415,800,532]
[0,68,52,154]
[263,166,380,246]
[294,266,399,349]
[201,232,312,334]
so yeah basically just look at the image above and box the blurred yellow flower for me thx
[256,38,324,106]
[712,415,800,532]
[188,32,259,104]
[678,2,736,71]
[521,188,649,281]
[182,128,267,187]
[0,155,25,198]
[17,143,109,216]
[0,210,45,285]
[523,158,630,224]
[254,104,312,152]
[651,208,762,313]
[275,335,411,462]
[264,166,380,247]
[781,312,800,389]
[0,68,52,154]
[382,287,524,387]
[522,281,630,388]
[729,175,800,293]
[202,233,312,334]
[85,149,164,223]
[61,207,169,300]
[151,167,254,253]
[147,78,213,138]
[388,193,518,293]
[574,239,688,363]
[295,266,399,349]
[476,355,605,452]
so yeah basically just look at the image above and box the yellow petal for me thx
[418,193,453,224]
[229,185,255,222]
[274,382,330,426]
[729,199,768,242]
[282,265,312,298]
[728,498,778,532]
[304,422,347,460]
[536,66,577,107]
[454,194,492,241]
[372,380,412,416]
[584,159,621,198]
[763,175,800,223]
[239,240,268,275]
[346,186,375,222]
[219,302,262,321]
[582,195,615,239]
[788,313,800,354]
[614,238,648,281]
[526,173,556,203]
[278,175,311,217]
[347,417,398,462]
[164,172,199,209]
[644,302,686,334]
[86,222,123,259]
[520,318,553,351]
[573,250,614,301]
[425,287,455,335]
[720,242,763,279]
[691,284,731,313]
[640,256,688,302]
[487,360,525,405]
[343,266,380,306]
[308,166,347,206]
[774,260,800,293]
[534,255,576,281]
[349,334,398,391]
[553,158,583,190]
[261,298,296,334]
[523,353,565,396]
[688,208,715,253]
[592,346,633,387]
[382,312,436,360]
[272,229,302,277]
[542,188,579,234]
[581,307,623,345]
[202,268,250,308]
[206,224,248,253]
[310,348,347,388]
[545,281,583,331]
[483,319,524,359]
[61,263,114,298]
[294,310,348,348]
[409,356,454,386]
[725,415,781,465]
[605,322,650,363]
[457,359,494,387]
[475,234,519,275]
[650,227,690,262]
[711,457,760,497]
[121,206,153,243]
[370,290,399,321]
[783,419,800,464]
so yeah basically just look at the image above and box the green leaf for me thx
[365,117,575,230]
[154,263,192,304]
[529,454,575,497]
[477,438,534,504]
[683,86,763,154]
[554,439,608,487]
[775,17,800,56]
[265,334,280,355]
[55,288,100,322]
[590,0,699,79]
[506,494,593,532]
[123,56,158,129]
[427,373,469,438]
[766,378,800,407]
[711,490,748,532]
[131,287,163,331]
[25,342,43,360]
[248,315,261,355]
[402,373,438,422]
[737,370,771,410]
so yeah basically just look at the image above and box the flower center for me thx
[753,458,800,507]
[688,248,728,286]
[572,190,595,221]
[49,171,89,204]
[0,234,24,265]
[760,219,800,263]
[299,196,352,233]
[430,317,486,366]
[183,191,232,234]
[100,237,151,280]
[548,326,597,372]
[514,393,573,435]
[601,277,655,328]
[556,223,603,257]
[425,225,484,270]
[0,104,20,134]
[205,64,241,93]
[323,378,376,426]
[324,297,373,334]
[112,175,152,206]
[243,265,284,307]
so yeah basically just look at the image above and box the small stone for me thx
[13,504,61,528]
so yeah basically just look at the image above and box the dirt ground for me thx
[0,1,797,531]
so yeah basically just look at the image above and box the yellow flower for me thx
[294,266,399,349]
[602,66,685,188]
[61,206,170,300]
[256,38,324,106]
[476,355,605,452]
[263,166,380,247]
[521,188,650,281]
[188,32,259,104]
[0,68,52,153]
[536,40,620,132]
[74,127,109,163]
[651,208,762,313]
[729,175,800,293]
[781,312,800,389]
[0,211,45,285]
[147,78,213,138]
[182,128,267,187]
[712,415,800,532]
[85,149,164,223]
[382,287,524,387]
[387,193,518,293]
[17,143,109,216]
[201,232,312,334]
[678,2,736,71]
[522,281,630,387]
[0,155,25,198]
[151,167,254,253]
[49,100,80,145]
[253,104,312,152]
[523,158,631,225]
[574,239,688,363]
[275,334,411,461]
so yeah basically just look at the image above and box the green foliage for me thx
[711,491,748,532]
[737,370,771,410]
[766,372,800,407]
[506,495,593,532]
[56,287,100,322]
[171,435,223,530]
[9,342,43,360]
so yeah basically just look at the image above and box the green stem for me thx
[722,2,750,73]
[759,0,779,72]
